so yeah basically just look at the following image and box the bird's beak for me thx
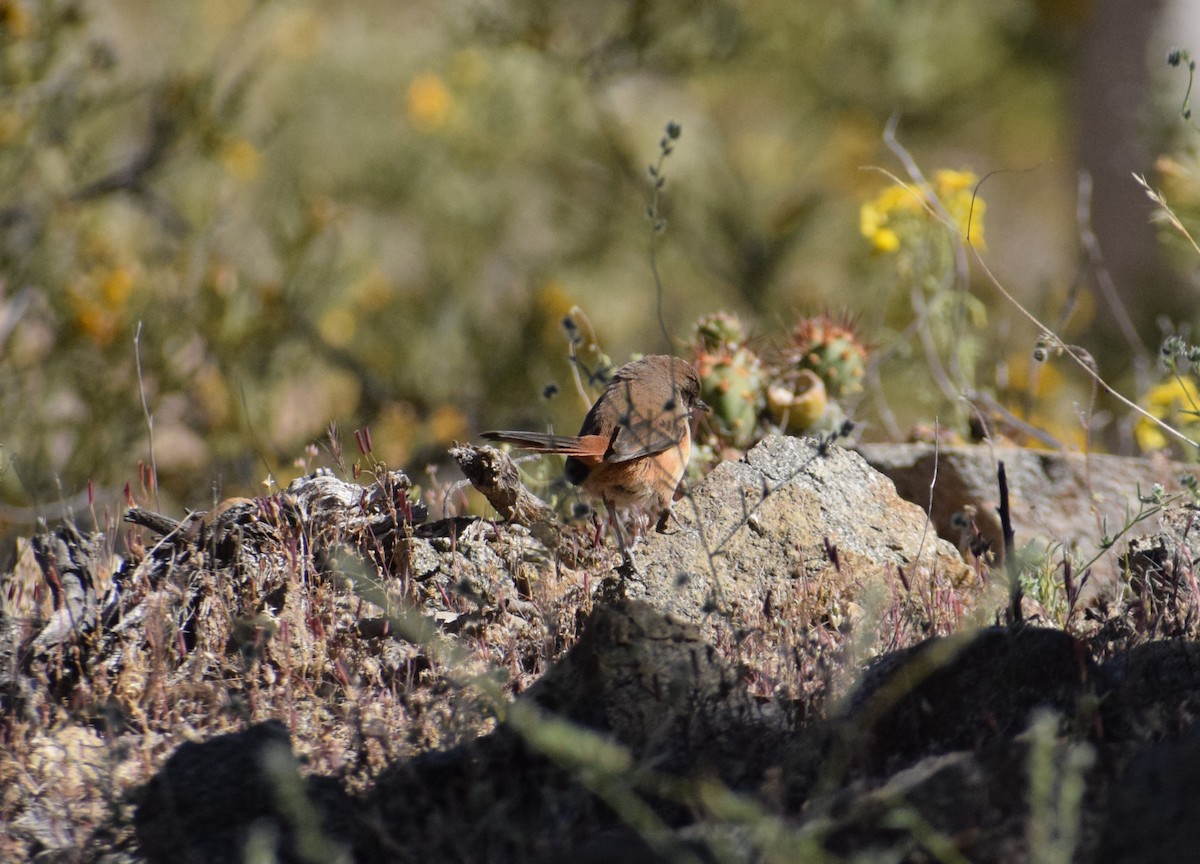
[694,398,711,415]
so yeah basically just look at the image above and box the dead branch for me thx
[450,444,558,528]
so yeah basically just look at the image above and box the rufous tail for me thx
[481,431,608,458]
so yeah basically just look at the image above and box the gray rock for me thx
[858,442,1200,592]
[619,436,974,648]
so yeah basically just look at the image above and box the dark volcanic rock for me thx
[527,598,781,782]
[1100,724,1200,864]
[135,721,363,864]
[843,627,1100,772]
[1103,638,1200,740]
[365,600,786,862]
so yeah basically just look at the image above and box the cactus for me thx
[695,311,747,352]
[691,312,765,448]
[779,316,867,400]
[696,349,765,447]
[766,369,828,434]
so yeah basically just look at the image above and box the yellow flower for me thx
[69,263,139,346]
[101,266,135,306]
[933,169,975,195]
[406,73,452,132]
[1138,425,1167,452]
[859,168,986,253]
[859,202,881,237]
[859,183,920,254]
[74,307,119,346]
[877,183,919,214]
[1136,376,1200,451]
[936,170,986,250]
[859,199,892,254]
[870,226,900,253]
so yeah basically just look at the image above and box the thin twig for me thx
[565,306,604,410]
[647,122,681,356]
[910,285,962,403]
[1136,172,1200,258]
[883,115,971,385]
[913,417,940,576]
[134,321,159,511]
[969,247,1199,450]
[998,461,1021,628]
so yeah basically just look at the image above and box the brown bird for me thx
[482,355,708,536]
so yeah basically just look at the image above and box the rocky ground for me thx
[3,435,1200,863]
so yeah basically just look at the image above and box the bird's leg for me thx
[601,497,641,574]
[589,510,604,548]
[603,498,630,555]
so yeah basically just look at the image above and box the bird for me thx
[482,355,709,539]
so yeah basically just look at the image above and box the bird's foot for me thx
[616,551,640,579]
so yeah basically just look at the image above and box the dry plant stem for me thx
[134,321,159,511]
[961,389,1064,449]
[1136,173,1200,258]
[912,419,940,573]
[636,434,851,619]
[705,430,850,562]
[882,116,971,278]
[998,461,1021,627]
[1082,376,1097,495]
[646,124,678,356]
[864,293,950,439]
[864,310,936,441]
[910,285,962,403]
[671,476,723,604]
[883,115,972,387]
[970,248,1199,450]
[859,166,972,428]
[125,507,184,537]
[566,305,603,409]
[870,146,1199,451]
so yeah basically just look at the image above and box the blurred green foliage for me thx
[0,0,1151,518]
